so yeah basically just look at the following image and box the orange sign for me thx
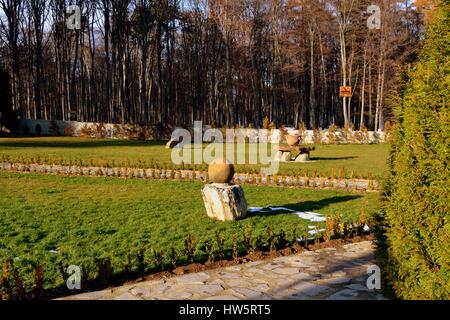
[340,86,353,97]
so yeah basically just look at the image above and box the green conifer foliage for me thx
[382,0,450,299]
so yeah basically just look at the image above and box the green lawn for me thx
[0,172,380,293]
[0,136,389,179]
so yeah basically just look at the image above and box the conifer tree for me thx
[382,0,450,299]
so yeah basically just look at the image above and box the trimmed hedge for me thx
[381,1,450,299]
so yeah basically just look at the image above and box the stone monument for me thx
[201,159,248,221]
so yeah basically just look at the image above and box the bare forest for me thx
[0,0,423,130]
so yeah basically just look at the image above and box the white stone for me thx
[202,184,248,221]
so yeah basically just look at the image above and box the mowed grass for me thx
[0,172,380,292]
[0,136,390,179]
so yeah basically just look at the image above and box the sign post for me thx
[340,86,353,97]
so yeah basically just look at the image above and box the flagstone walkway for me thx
[60,241,386,300]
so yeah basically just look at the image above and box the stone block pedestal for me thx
[295,153,310,162]
[201,184,248,221]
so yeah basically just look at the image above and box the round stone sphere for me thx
[208,158,235,184]
[286,134,300,146]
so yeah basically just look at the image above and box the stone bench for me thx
[273,145,315,162]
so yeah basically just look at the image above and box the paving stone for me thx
[262,263,280,270]
[321,277,352,285]
[112,292,141,300]
[175,272,210,284]
[245,267,266,275]
[273,257,291,263]
[61,241,385,301]
[245,268,267,276]
[207,295,240,300]
[164,290,193,299]
[217,271,242,279]
[244,261,265,268]
[144,283,172,295]
[224,278,253,288]
[285,260,316,268]
[301,251,319,256]
[65,289,112,300]
[250,283,270,292]
[281,294,308,300]
[346,283,369,291]
[185,284,224,296]
[272,267,301,275]
[305,266,319,272]
[269,277,294,287]
[225,266,242,272]
[342,252,361,258]
[251,278,270,285]
[271,289,308,300]
[291,282,331,297]
[326,289,360,300]
[209,279,226,286]
[288,272,315,282]
[130,286,152,297]
[331,271,347,277]
[230,288,272,300]
[355,276,369,283]
[224,278,270,293]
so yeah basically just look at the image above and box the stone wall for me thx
[0,162,381,191]
[16,119,387,144]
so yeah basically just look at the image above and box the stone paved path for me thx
[60,241,385,300]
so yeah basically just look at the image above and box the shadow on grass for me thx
[0,136,167,149]
[310,156,358,161]
[249,195,363,217]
